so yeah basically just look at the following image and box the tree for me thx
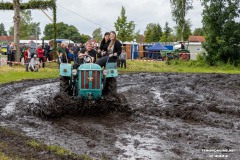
[202,0,240,65]
[0,23,7,36]
[43,22,87,43]
[170,0,193,41]
[9,10,41,39]
[144,23,162,42]
[78,34,90,44]
[0,0,56,62]
[175,19,192,41]
[92,27,102,43]
[193,28,204,36]
[160,22,174,42]
[114,6,135,42]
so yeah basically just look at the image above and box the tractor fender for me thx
[60,63,72,77]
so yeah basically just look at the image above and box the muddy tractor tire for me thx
[60,76,72,96]
[103,77,117,94]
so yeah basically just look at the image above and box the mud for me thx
[0,73,240,160]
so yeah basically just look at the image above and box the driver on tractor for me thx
[73,40,97,69]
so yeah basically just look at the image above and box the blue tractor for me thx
[33,57,129,118]
[59,56,118,100]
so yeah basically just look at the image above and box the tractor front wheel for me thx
[60,76,72,95]
[103,77,117,95]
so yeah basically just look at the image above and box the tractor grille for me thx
[80,70,101,89]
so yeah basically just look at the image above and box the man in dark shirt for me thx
[73,41,97,69]
[73,43,80,62]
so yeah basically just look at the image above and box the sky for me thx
[0,0,204,39]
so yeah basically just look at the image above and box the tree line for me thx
[0,0,239,66]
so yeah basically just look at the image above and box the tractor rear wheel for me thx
[60,76,72,95]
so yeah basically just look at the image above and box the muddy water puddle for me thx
[0,73,240,160]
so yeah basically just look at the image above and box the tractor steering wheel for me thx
[83,55,92,63]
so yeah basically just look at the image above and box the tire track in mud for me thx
[0,73,240,160]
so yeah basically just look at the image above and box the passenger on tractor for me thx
[180,42,185,49]
[73,40,97,69]
[96,31,122,68]
[97,32,110,58]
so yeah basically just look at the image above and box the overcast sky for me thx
[0,0,203,38]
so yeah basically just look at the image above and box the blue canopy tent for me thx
[146,42,168,59]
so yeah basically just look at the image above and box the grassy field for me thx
[0,63,59,84]
[1,59,240,84]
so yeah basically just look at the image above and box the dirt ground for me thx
[0,73,240,160]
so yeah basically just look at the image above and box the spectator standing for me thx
[36,45,45,68]
[46,41,54,61]
[120,49,127,69]
[66,44,74,63]
[73,43,80,63]
[9,42,16,66]
[57,43,67,64]
[6,42,11,65]
[24,46,31,72]
[20,44,26,63]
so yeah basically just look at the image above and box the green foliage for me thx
[9,10,41,39]
[0,23,7,36]
[0,152,10,160]
[0,0,55,10]
[170,0,193,41]
[43,22,88,43]
[144,23,162,42]
[193,28,204,36]
[114,6,135,42]
[78,34,90,43]
[160,22,175,42]
[175,19,192,41]
[0,0,57,61]
[134,30,141,43]
[202,0,240,66]
[92,27,102,43]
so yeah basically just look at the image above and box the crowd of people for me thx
[3,30,127,72]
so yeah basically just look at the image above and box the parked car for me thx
[0,46,7,55]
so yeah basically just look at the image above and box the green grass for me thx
[0,126,93,160]
[0,63,59,84]
[0,151,11,160]
[118,59,240,74]
[1,60,240,84]
[27,140,93,160]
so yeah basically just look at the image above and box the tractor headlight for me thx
[72,69,77,76]
[103,69,108,76]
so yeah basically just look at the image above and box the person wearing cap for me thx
[24,46,31,72]
[29,54,40,72]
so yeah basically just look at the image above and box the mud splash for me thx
[0,73,240,159]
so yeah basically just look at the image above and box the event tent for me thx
[146,42,168,51]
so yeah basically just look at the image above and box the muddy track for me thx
[0,73,240,160]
